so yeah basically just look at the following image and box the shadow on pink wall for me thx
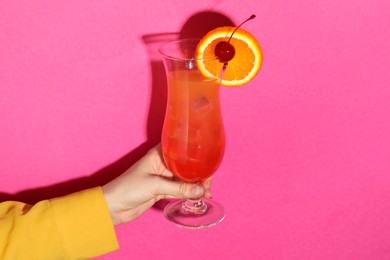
[0,11,234,208]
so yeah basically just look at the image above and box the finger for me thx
[148,144,175,178]
[201,178,213,198]
[151,176,205,199]
[202,177,213,190]
[159,166,174,178]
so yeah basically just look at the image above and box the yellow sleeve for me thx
[0,186,119,260]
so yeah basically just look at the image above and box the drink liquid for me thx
[162,70,225,182]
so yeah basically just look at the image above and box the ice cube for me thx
[191,96,213,117]
[188,127,201,142]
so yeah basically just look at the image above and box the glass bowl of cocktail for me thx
[159,15,262,229]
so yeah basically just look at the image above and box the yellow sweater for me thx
[0,187,119,259]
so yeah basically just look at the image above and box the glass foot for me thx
[163,198,225,229]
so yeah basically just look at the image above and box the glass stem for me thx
[183,199,207,214]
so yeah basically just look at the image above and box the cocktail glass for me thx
[159,39,226,229]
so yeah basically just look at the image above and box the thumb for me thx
[152,177,205,199]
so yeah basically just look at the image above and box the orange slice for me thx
[195,26,262,86]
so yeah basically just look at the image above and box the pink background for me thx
[1,0,390,259]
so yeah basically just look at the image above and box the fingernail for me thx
[193,185,204,197]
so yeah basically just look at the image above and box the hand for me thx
[102,144,212,225]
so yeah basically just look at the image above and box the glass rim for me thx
[158,38,219,62]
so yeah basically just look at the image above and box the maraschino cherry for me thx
[214,15,256,63]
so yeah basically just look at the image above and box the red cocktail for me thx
[159,39,225,228]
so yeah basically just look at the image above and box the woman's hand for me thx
[102,144,212,225]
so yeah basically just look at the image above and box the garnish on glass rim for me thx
[195,14,263,87]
